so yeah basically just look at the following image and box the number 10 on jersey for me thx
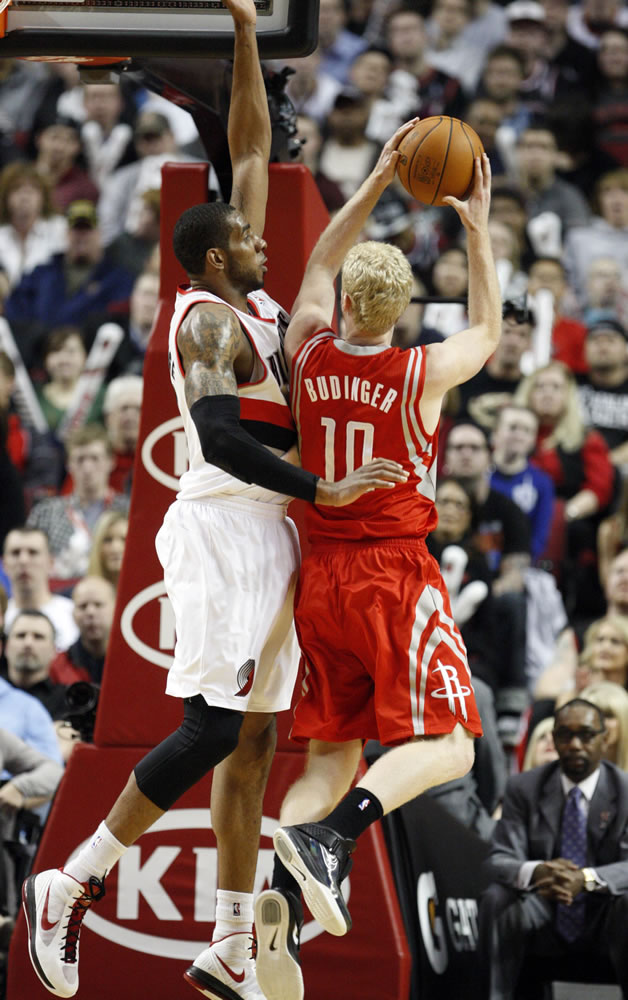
[321,417,375,480]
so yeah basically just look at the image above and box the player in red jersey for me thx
[254,134,501,1000]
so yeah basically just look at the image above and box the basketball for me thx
[396,116,485,207]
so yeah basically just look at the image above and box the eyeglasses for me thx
[552,727,605,745]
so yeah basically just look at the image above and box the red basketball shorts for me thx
[291,538,482,746]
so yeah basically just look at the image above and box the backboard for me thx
[0,0,319,59]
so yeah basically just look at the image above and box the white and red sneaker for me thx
[184,932,266,1000]
[22,868,105,997]
[255,889,304,1000]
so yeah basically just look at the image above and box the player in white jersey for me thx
[21,3,407,1000]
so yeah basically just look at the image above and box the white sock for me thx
[63,821,127,883]
[212,891,254,946]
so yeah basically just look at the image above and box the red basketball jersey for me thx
[291,330,439,542]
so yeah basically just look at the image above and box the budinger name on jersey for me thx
[302,374,398,412]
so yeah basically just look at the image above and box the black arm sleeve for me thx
[190,394,318,502]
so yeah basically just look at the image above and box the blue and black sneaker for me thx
[272,824,355,937]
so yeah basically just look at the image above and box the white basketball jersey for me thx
[167,286,297,505]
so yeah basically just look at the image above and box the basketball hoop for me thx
[0,0,319,58]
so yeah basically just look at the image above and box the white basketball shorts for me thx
[155,496,300,713]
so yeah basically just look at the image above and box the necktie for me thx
[555,786,587,942]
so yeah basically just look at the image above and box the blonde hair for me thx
[341,241,413,336]
[581,615,628,666]
[87,510,128,586]
[522,716,556,771]
[513,361,585,451]
[579,681,628,771]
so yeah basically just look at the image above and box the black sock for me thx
[321,787,384,841]
[271,852,301,897]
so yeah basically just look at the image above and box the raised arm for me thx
[225,0,271,237]
[284,119,419,367]
[422,155,502,405]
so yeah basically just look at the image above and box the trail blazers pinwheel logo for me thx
[235,659,255,697]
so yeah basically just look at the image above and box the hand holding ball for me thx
[396,116,484,206]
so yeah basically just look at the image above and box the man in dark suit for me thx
[478,697,628,999]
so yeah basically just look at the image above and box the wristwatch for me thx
[582,867,598,892]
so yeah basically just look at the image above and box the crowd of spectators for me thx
[0,0,626,992]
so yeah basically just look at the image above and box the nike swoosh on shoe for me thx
[216,955,246,984]
[41,885,60,932]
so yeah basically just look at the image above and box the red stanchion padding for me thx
[8,748,410,1000]
[94,161,330,751]
[264,163,330,314]
[158,161,210,300]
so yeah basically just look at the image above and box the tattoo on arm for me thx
[178,304,242,409]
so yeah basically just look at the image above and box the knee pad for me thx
[134,696,243,810]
